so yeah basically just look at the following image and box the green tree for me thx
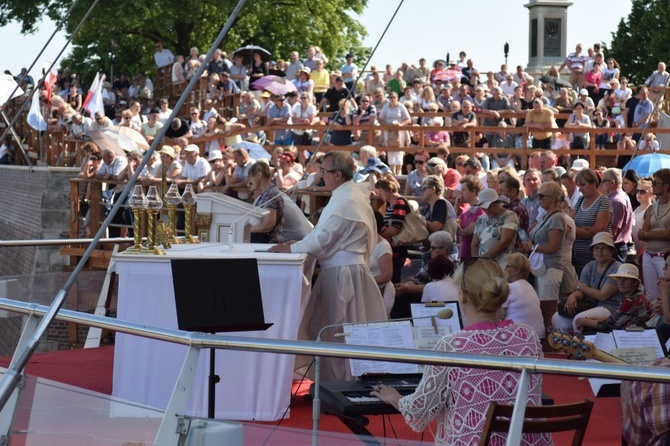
[608,0,670,85]
[0,0,370,86]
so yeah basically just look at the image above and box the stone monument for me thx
[524,0,572,75]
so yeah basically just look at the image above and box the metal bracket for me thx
[176,416,191,435]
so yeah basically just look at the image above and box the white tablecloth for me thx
[111,243,312,421]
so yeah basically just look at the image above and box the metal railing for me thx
[0,297,669,445]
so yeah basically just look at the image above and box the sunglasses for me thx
[537,193,549,199]
[415,160,425,165]
[430,245,446,250]
[360,100,370,103]
[636,189,648,195]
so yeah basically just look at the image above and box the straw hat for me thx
[608,264,640,282]
[157,145,176,159]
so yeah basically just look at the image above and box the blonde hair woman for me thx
[525,181,568,330]
[372,258,548,446]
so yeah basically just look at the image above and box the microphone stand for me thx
[311,309,453,446]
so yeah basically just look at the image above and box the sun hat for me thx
[300,66,311,74]
[608,263,640,282]
[589,232,615,249]
[157,145,176,159]
[570,159,589,171]
[476,189,500,209]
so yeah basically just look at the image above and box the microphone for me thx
[311,308,453,445]
[225,184,298,249]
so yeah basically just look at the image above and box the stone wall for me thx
[0,165,79,356]
[0,165,78,277]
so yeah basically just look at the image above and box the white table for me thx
[111,243,313,421]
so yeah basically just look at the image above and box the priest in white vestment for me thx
[269,151,387,380]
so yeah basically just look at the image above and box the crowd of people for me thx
[11,41,670,444]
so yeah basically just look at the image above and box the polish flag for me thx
[83,73,105,117]
[43,62,58,104]
[27,88,47,131]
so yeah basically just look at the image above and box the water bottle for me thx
[517,228,530,243]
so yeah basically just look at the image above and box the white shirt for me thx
[504,279,545,339]
[157,108,173,125]
[182,156,211,181]
[154,49,175,68]
[421,277,460,304]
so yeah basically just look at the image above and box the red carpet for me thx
[0,347,621,445]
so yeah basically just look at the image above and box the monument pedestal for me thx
[524,0,572,75]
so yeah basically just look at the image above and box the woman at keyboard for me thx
[371,257,551,445]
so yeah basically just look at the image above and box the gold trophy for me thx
[141,186,165,255]
[124,185,146,254]
[181,184,199,244]
[164,183,182,245]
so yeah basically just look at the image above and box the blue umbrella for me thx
[623,153,670,177]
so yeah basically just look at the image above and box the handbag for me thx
[528,211,559,276]
[528,245,546,276]
[557,260,614,318]
[392,208,429,246]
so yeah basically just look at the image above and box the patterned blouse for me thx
[251,184,284,243]
[398,321,551,446]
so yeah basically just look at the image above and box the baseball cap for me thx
[183,144,199,153]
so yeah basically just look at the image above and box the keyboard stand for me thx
[322,411,382,446]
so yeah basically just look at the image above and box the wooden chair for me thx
[478,399,593,446]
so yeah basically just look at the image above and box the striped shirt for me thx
[572,194,613,272]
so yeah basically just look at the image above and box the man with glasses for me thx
[90,111,113,131]
[269,151,386,381]
[188,107,206,138]
[267,94,293,145]
[601,168,633,262]
[153,42,175,68]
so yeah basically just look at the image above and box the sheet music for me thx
[344,321,420,376]
[611,330,665,360]
[612,347,658,366]
[410,302,462,334]
[413,326,451,350]
[591,332,617,354]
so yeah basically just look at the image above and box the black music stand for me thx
[171,258,273,419]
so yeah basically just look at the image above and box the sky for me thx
[0,0,633,80]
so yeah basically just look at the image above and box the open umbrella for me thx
[252,75,297,95]
[233,45,271,66]
[623,153,670,177]
[88,130,127,157]
[432,69,462,83]
[539,75,572,90]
